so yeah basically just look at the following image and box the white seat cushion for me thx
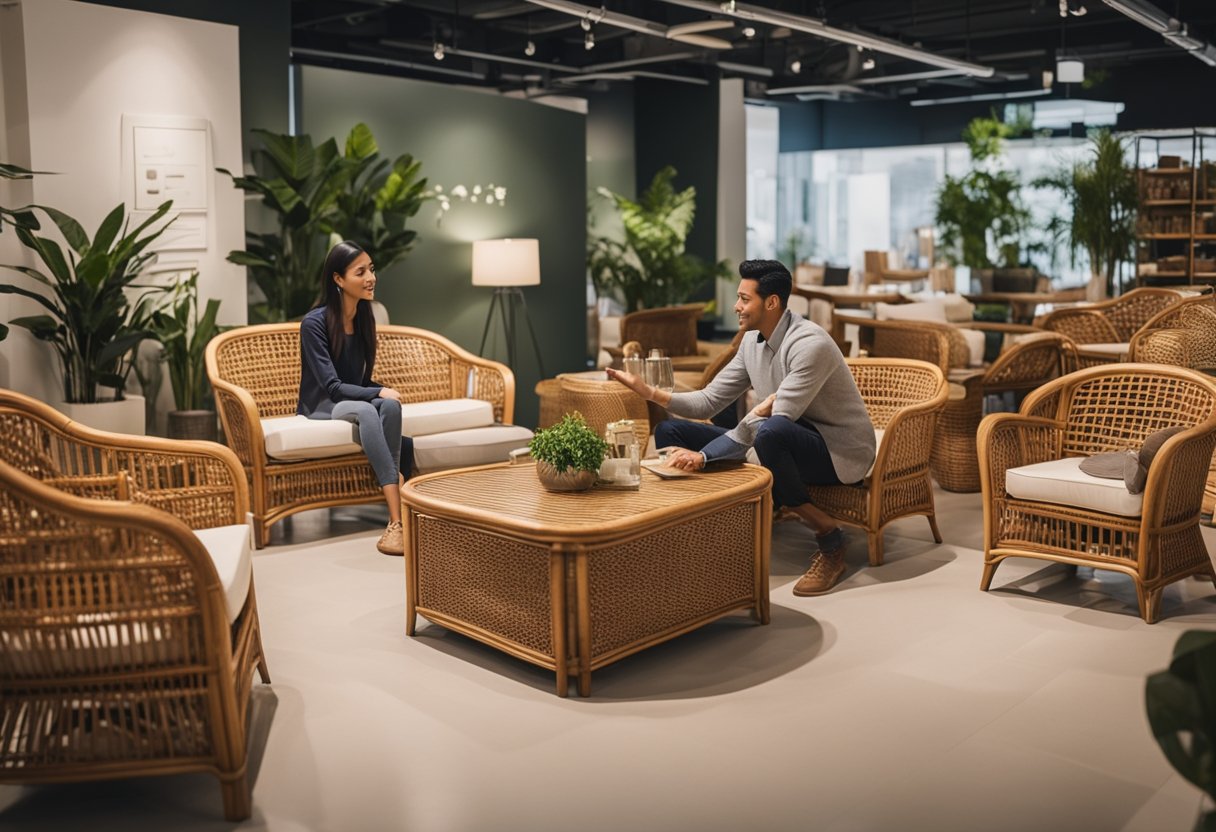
[1005,456,1143,517]
[907,292,976,323]
[400,398,494,437]
[874,299,948,323]
[1080,342,1129,358]
[413,424,535,473]
[960,328,987,367]
[262,415,360,461]
[195,520,254,624]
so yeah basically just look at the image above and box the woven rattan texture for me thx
[558,377,650,446]
[585,503,755,657]
[807,359,946,566]
[409,463,766,532]
[980,365,1216,622]
[932,334,1077,493]
[415,517,554,656]
[620,304,703,359]
[215,329,302,417]
[865,321,952,373]
[1041,288,1182,343]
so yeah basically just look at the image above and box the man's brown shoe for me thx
[792,529,847,596]
[377,521,404,556]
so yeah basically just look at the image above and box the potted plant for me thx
[1146,630,1216,830]
[1033,129,1137,301]
[588,166,729,313]
[221,123,430,323]
[935,114,1031,276]
[528,412,610,492]
[0,199,174,433]
[150,271,225,441]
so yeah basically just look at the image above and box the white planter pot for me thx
[56,395,146,436]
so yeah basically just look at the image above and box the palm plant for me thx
[150,271,224,413]
[0,161,45,342]
[588,166,728,312]
[1033,130,1137,299]
[0,201,174,402]
[935,115,1031,270]
[221,124,430,324]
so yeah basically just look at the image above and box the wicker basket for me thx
[168,409,218,441]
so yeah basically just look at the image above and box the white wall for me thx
[716,78,747,326]
[0,0,245,407]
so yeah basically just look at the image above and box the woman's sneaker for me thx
[377,521,404,556]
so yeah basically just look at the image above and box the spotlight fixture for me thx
[525,39,536,56]
[581,11,592,31]
[742,26,756,38]
[584,30,595,50]
[433,42,445,60]
[789,58,802,73]
[862,57,876,70]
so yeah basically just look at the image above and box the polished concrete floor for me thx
[2,487,1215,832]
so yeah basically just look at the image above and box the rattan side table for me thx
[401,462,773,696]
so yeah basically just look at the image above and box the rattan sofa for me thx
[0,389,268,820]
[977,363,1216,623]
[206,323,530,547]
[807,358,948,566]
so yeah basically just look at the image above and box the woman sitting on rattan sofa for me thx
[299,240,410,556]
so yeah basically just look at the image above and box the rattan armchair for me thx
[977,364,1216,623]
[807,358,948,566]
[0,390,268,820]
[930,333,1079,492]
[1038,287,1184,367]
[612,303,713,373]
[207,323,517,547]
[558,376,650,446]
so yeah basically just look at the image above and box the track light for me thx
[581,11,592,30]
[584,30,595,49]
[525,39,536,56]
[433,42,445,60]
[862,57,876,70]
[742,26,756,38]
[789,58,801,73]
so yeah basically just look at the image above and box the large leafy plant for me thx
[0,162,45,342]
[1033,129,1137,299]
[935,115,1031,270]
[1146,630,1216,831]
[588,166,728,312]
[221,124,429,324]
[529,412,610,474]
[150,271,225,412]
[0,200,173,403]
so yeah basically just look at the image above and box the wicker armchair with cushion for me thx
[977,364,1216,623]
[807,358,948,566]
[0,389,269,820]
[1038,287,1185,367]
[207,323,532,547]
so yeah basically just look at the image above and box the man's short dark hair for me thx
[739,259,792,308]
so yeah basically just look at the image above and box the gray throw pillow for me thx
[1077,425,1187,494]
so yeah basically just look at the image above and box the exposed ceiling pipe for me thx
[522,0,734,50]
[652,0,996,77]
[768,68,966,95]
[380,39,583,73]
[291,47,488,81]
[1100,0,1216,66]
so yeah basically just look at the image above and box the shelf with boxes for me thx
[1135,131,1216,287]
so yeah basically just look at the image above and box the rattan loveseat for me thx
[0,389,269,820]
[207,323,530,547]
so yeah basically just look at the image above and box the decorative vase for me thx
[168,410,218,442]
[535,460,596,492]
[56,394,146,436]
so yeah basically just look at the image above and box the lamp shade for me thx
[471,238,540,287]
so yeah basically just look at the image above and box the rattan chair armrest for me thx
[977,413,1062,500]
[1138,428,1216,530]
[210,378,268,469]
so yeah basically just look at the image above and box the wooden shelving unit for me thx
[1135,130,1216,287]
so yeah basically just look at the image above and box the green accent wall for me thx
[299,66,588,428]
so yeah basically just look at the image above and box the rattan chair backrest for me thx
[619,304,705,359]
[845,357,946,430]
[982,333,1078,394]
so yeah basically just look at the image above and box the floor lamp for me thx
[473,238,546,377]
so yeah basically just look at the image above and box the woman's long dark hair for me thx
[319,240,377,375]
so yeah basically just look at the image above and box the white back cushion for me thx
[875,300,948,323]
[413,424,534,473]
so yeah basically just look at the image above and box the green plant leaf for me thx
[8,314,61,340]
[38,205,91,255]
[528,412,610,473]
[345,123,379,161]
[253,129,316,181]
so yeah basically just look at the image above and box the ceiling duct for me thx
[1101,0,1216,67]
[652,0,995,77]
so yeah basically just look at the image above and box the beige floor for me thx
[3,487,1215,832]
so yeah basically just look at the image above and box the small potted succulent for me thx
[528,412,609,492]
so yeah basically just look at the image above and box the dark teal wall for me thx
[299,66,587,428]
[634,79,719,269]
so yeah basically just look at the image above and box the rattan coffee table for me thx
[401,462,773,696]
